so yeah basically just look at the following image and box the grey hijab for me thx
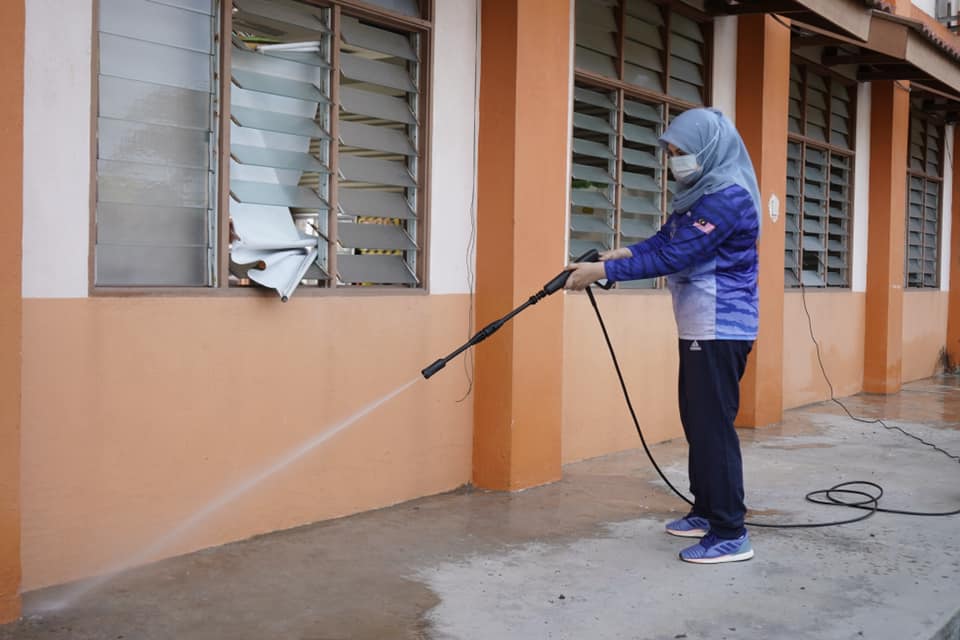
[659,108,761,222]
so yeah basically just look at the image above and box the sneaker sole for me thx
[665,528,709,538]
[680,549,755,564]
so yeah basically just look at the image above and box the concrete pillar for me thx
[863,81,910,394]
[0,0,24,623]
[734,14,790,428]
[945,129,960,366]
[473,0,571,490]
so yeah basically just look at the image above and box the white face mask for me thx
[669,154,701,183]
[667,130,720,184]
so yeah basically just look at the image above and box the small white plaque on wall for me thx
[768,194,780,223]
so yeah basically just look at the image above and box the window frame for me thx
[784,58,858,290]
[904,94,945,290]
[571,0,714,291]
[89,0,435,296]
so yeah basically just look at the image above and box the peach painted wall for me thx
[19,0,481,592]
[562,292,682,464]
[20,295,473,590]
[902,290,949,382]
[782,291,865,409]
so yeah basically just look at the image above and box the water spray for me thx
[421,248,611,380]
[39,376,423,612]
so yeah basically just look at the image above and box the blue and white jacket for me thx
[603,184,759,341]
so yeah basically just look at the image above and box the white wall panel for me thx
[852,82,871,292]
[427,0,479,295]
[23,0,94,298]
[941,124,953,291]
[711,16,737,123]
[914,0,937,18]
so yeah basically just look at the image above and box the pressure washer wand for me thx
[421,248,609,379]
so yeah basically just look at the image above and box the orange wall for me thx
[949,129,960,365]
[562,292,681,464]
[902,290,949,382]
[472,0,571,490]
[559,277,946,451]
[735,14,790,427]
[20,295,473,590]
[0,0,23,623]
[781,289,949,407]
[865,81,910,393]
[782,291,865,409]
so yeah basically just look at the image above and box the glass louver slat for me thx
[340,16,417,61]
[337,254,416,285]
[340,52,417,93]
[337,222,416,251]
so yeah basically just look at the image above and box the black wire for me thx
[584,285,960,529]
[799,282,960,467]
[456,6,481,404]
[797,282,960,518]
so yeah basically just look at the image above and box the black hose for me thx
[583,285,960,528]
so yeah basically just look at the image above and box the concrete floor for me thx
[3,377,960,640]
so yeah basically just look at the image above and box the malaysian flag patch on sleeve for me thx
[693,218,716,234]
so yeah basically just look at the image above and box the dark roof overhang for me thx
[707,0,873,41]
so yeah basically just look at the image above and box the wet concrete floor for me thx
[3,377,960,639]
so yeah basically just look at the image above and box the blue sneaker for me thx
[679,532,754,564]
[664,515,710,538]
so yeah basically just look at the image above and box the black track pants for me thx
[677,339,753,539]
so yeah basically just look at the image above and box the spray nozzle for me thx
[421,359,447,380]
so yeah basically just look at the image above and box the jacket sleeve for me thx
[604,194,742,283]
[625,226,669,257]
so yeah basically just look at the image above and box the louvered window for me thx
[95,0,218,286]
[668,13,707,104]
[335,16,420,285]
[784,62,854,288]
[575,0,619,79]
[571,0,710,289]
[905,98,943,288]
[570,86,618,260]
[93,0,429,293]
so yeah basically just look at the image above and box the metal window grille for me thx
[785,62,854,289]
[570,0,710,289]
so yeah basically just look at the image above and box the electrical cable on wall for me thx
[458,0,481,404]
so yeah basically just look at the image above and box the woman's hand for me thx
[564,261,607,291]
[599,247,631,261]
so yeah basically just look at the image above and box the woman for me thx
[565,108,760,564]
